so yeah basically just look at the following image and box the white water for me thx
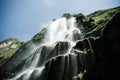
[45,17,81,45]
[11,17,83,80]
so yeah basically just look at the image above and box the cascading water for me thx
[0,7,118,80]
[9,17,84,80]
[0,16,94,80]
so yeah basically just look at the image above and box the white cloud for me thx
[43,0,56,7]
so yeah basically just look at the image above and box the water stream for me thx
[11,17,84,80]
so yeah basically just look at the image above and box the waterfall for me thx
[7,17,93,80]
[9,17,93,80]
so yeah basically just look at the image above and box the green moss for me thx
[88,6,120,24]
[73,71,85,80]
[74,49,87,55]
[32,28,47,41]
[84,7,120,38]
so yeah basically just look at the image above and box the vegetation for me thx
[62,13,72,18]
[88,6,120,24]
[84,7,120,38]
[0,38,23,64]
[0,6,120,80]
[32,28,47,42]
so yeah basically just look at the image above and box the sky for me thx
[0,0,120,42]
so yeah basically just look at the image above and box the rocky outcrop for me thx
[0,6,120,80]
[83,11,120,80]
[0,38,23,64]
[44,38,94,80]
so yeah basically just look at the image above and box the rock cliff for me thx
[0,6,120,80]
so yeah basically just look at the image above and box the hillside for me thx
[0,38,23,64]
[0,6,120,80]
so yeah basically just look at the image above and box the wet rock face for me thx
[99,12,120,80]
[0,41,71,79]
[83,12,120,80]
[37,41,70,66]
[74,39,91,51]
[0,7,120,80]
[44,39,94,80]
[0,41,34,78]
[45,54,84,80]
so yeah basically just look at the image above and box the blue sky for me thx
[0,0,120,41]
